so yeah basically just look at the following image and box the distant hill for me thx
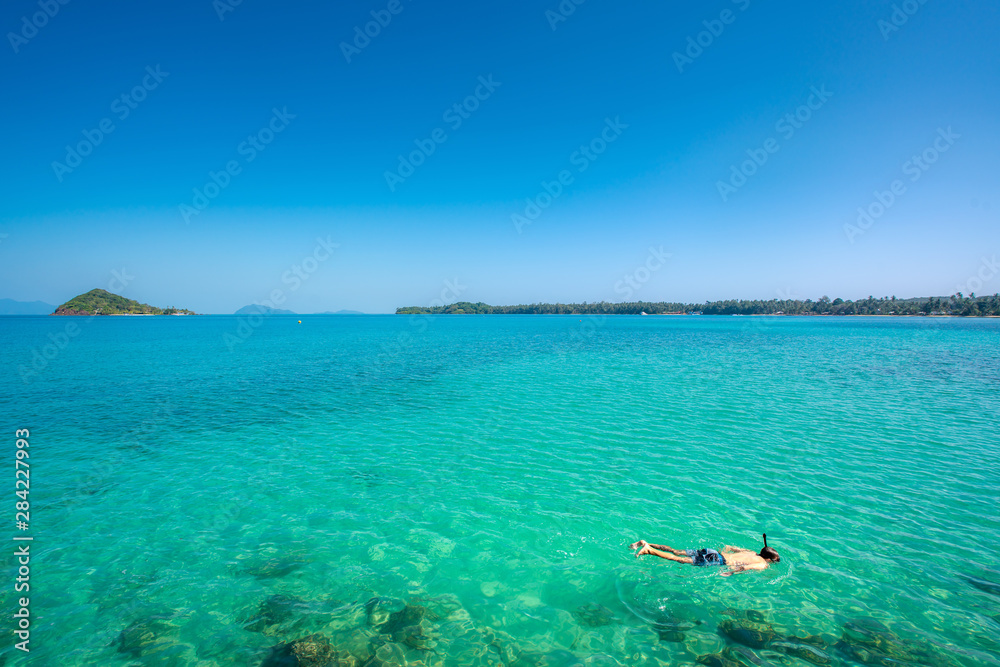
[235,304,296,316]
[0,299,56,315]
[53,289,196,316]
[321,310,365,315]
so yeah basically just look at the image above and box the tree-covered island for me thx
[52,289,196,316]
[397,294,1000,317]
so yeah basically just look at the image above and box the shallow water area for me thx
[1,315,999,666]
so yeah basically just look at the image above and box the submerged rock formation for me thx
[246,595,309,635]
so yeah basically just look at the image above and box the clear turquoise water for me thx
[1,315,999,666]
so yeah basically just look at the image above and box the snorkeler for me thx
[629,534,780,576]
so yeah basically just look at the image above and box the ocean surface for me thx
[1,314,999,666]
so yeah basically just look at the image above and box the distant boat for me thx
[641,311,648,316]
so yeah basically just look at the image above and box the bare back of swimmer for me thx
[629,539,780,576]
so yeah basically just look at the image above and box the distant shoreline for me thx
[396,296,1000,318]
[3,312,999,318]
[388,313,1000,318]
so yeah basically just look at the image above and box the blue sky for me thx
[1,0,998,313]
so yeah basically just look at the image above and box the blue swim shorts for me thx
[686,548,726,566]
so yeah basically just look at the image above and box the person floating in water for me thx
[629,534,780,576]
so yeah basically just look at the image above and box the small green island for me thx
[397,294,1000,317]
[52,289,196,316]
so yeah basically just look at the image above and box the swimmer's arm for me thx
[723,545,752,553]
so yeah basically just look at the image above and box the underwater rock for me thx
[382,604,439,635]
[289,633,335,667]
[414,593,468,622]
[695,653,741,667]
[724,645,785,666]
[239,555,309,580]
[113,620,162,658]
[436,617,477,649]
[246,594,307,634]
[656,630,685,643]
[834,639,940,667]
[260,633,356,667]
[961,574,1000,598]
[721,609,765,623]
[717,619,778,649]
[486,628,524,665]
[494,642,522,665]
[572,603,616,628]
[833,641,894,667]
[791,634,827,648]
[333,649,360,666]
[332,627,375,664]
[835,618,938,666]
[443,635,501,666]
[365,597,406,628]
[843,618,892,640]
[840,617,901,655]
[378,604,441,652]
[646,606,699,636]
[399,622,439,651]
[770,641,832,665]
